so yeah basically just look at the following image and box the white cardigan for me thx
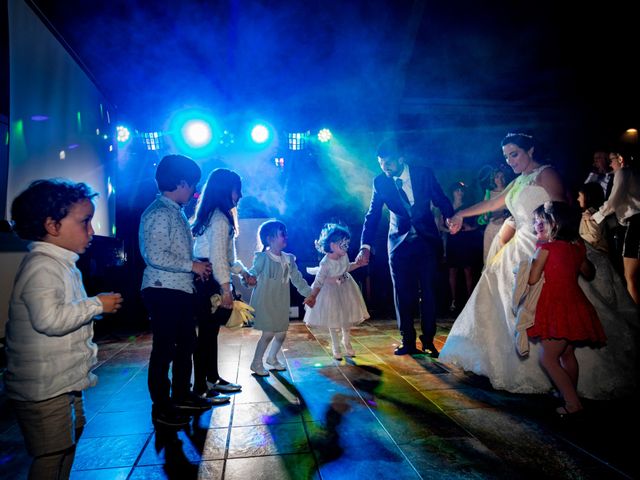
[5,242,103,402]
[193,209,246,285]
[512,259,544,357]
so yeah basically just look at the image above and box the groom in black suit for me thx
[357,138,454,356]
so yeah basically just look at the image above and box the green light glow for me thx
[14,119,24,136]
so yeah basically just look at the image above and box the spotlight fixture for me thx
[251,124,270,144]
[317,128,332,143]
[116,125,130,143]
[142,131,162,151]
[288,132,308,151]
[219,130,235,147]
[183,120,213,148]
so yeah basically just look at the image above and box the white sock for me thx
[267,332,286,362]
[252,331,274,368]
[342,328,353,351]
[330,328,341,355]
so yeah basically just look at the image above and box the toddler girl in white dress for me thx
[304,224,369,359]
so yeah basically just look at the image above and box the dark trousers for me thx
[142,288,196,409]
[193,275,232,393]
[389,235,438,345]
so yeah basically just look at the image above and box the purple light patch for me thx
[68,144,79,149]
[31,115,49,121]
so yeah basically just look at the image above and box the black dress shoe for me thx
[394,344,423,355]
[423,343,440,358]
[152,410,191,428]
[172,392,214,411]
[419,336,440,358]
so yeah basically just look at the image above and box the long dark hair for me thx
[191,168,241,237]
[578,182,605,211]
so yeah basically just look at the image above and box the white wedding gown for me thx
[439,166,639,399]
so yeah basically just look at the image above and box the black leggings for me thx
[623,213,640,259]
[193,273,232,393]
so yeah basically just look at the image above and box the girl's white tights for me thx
[251,331,287,372]
[329,328,355,359]
[267,332,286,365]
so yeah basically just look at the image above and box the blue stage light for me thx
[251,124,269,144]
[116,125,130,143]
[167,109,220,158]
[288,132,308,151]
[142,132,162,151]
[182,120,213,148]
[317,128,332,143]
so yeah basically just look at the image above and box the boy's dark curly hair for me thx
[11,179,98,241]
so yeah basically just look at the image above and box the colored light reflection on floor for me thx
[1,320,635,478]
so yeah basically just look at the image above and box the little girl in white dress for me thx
[304,224,370,360]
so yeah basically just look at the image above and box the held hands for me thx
[98,292,123,314]
[355,248,370,266]
[220,283,234,309]
[192,260,212,281]
[446,214,463,234]
[221,291,234,309]
[241,270,257,287]
[303,294,316,308]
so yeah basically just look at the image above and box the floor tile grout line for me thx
[92,338,153,478]
[86,360,150,423]
[548,434,634,480]
[368,340,507,468]
[301,323,425,480]
[402,356,633,478]
[283,327,343,480]
[126,431,155,479]
[93,332,151,369]
[217,341,247,478]
[298,411,325,479]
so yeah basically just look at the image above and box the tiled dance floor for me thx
[0,319,637,479]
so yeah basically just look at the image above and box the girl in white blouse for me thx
[588,151,640,303]
[191,168,255,397]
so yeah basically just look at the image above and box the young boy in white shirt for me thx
[6,179,123,479]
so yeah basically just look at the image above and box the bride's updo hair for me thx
[501,133,535,152]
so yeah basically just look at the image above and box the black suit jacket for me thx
[361,165,454,253]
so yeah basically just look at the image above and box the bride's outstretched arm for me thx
[448,181,514,233]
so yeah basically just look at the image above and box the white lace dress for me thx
[304,254,369,329]
[439,165,639,399]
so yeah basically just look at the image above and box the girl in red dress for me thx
[528,201,606,418]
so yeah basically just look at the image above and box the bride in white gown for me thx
[441,133,638,399]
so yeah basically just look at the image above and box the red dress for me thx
[527,240,606,343]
